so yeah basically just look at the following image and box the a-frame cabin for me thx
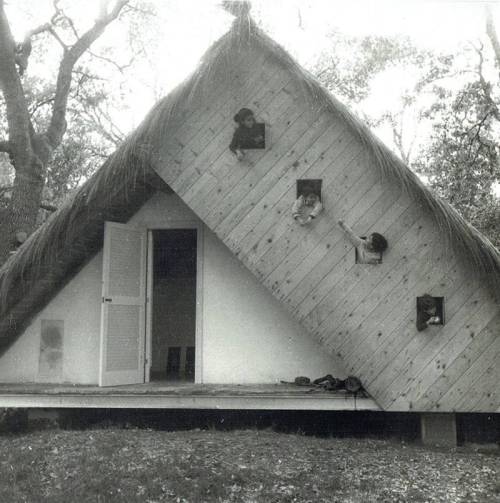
[0,6,499,434]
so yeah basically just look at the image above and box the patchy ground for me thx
[0,429,498,502]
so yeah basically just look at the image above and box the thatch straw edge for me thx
[1,14,499,330]
[234,18,500,297]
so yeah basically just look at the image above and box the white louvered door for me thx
[99,222,147,386]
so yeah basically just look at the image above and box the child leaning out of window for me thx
[292,192,323,225]
[229,108,264,160]
[337,220,388,264]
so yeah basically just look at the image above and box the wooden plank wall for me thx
[153,44,500,412]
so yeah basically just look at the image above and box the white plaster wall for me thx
[0,191,345,384]
[201,229,345,383]
[0,253,102,384]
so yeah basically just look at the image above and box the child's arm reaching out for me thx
[292,195,305,220]
[338,220,364,247]
[229,129,244,160]
[309,200,323,219]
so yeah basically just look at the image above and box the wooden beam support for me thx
[420,413,457,447]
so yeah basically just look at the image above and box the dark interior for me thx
[297,179,322,200]
[151,229,197,382]
[416,296,445,325]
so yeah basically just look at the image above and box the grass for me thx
[0,428,498,502]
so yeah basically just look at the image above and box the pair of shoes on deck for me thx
[313,374,363,393]
[281,374,363,393]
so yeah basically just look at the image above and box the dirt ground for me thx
[0,428,498,502]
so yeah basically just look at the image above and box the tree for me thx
[0,0,129,263]
[311,26,500,248]
[414,10,500,247]
[311,33,454,165]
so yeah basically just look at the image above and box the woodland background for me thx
[0,0,499,264]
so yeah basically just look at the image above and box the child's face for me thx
[304,193,318,206]
[365,234,378,250]
[242,115,255,128]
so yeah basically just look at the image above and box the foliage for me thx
[311,30,500,248]
[0,0,137,262]
[313,34,453,108]
[414,78,500,246]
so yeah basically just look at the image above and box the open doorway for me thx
[150,229,197,382]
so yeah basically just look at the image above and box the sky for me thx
[7,0,500,122]
[4,0,500,194]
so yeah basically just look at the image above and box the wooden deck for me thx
[0,382,380,410]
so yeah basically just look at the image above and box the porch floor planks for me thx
[225,120,351,259]
[212,111,333,237]
[257,150,383,294]
[0,382,360,396]
[414,313,500,411]
[378,286,496,410]
[344,258,461,376]
[314,220,441,349]
[0,383,380,410]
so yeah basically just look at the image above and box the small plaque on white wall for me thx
[38,320,64,382]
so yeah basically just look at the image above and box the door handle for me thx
[102,297,113,303]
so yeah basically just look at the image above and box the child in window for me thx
[229,108,265,160]
[337,220,388,264]
[292,192,323,225]
[416,294,442,331]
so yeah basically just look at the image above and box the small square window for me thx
[238,122,265,149]
[355,237,383,264]
[297,179,322,200]
[416,296,445,331]
[230,108,265,153]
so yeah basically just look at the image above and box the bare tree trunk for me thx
[4,161,44,243]
[486,6,500,71]
[0,0,128,264]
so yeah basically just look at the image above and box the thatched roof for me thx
[0,9,499,350]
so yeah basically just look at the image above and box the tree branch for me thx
[486,6,500,71]
[44,0,129,150]
[40,202,58,212]
[472,41,500,122]
[48,27,68,51]
[87,49,134,73]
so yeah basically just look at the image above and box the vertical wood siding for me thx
[153,45,500,412]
